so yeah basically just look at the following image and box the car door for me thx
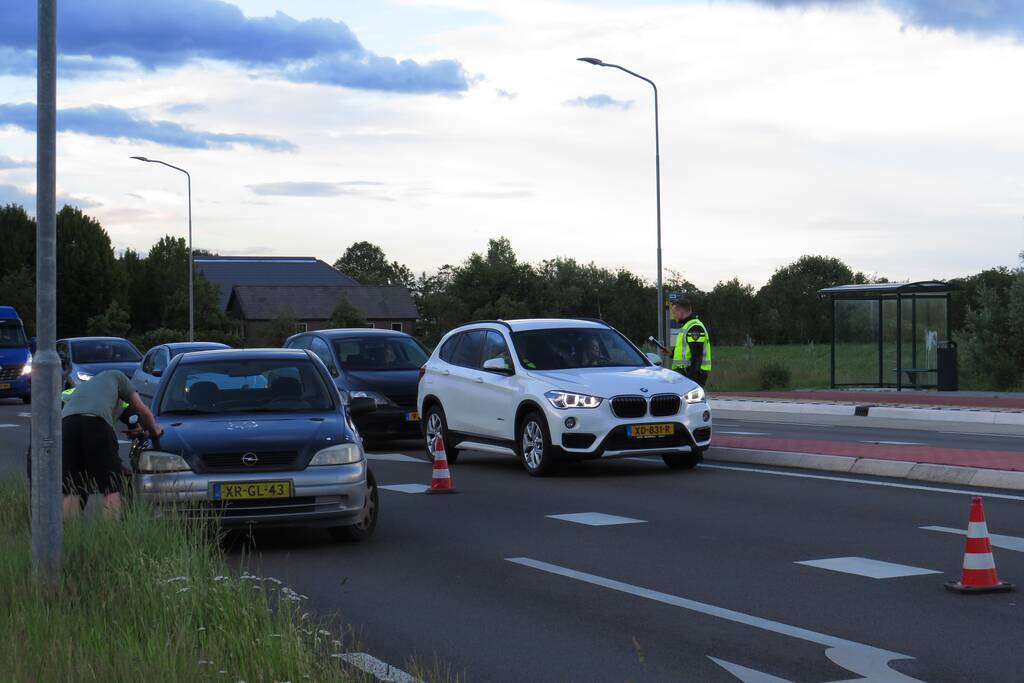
[470,330,519,441]
[441,329,486,434]
[133,348,158,399]
[146,348,171,402]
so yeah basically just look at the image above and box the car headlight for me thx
[137,450,191,473]
[75,370,93,382]
[309,443,363,466]
[684,386,705,404]
[348,390,391,408]
[21,358,31,376]
[545,390,603,410]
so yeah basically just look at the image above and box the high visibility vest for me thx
[61,387,129,411]
[672,317,712,372]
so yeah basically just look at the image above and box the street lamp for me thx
[131,155,194,342]
[577,57,665,346]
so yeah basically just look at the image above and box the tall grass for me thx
[0,478,357,682]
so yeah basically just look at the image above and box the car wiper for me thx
[161,408,215,415]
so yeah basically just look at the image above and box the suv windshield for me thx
[159,359,335,414]
[71,339,142,363]
[332,336,429,371]
[513,328,648,370]
[0,321,27,348]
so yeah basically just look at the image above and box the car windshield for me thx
[512,328,649,370]
[159,359,335,414]
[332,336,429,371]
[71,339,142,363]
[0,321,27,348]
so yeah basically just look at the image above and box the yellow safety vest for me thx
[672,317,712,372]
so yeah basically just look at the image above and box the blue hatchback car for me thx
[131,348,378,539]
[284,329,430,440]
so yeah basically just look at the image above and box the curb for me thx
[705,446,1024,492]
[710,398,1024,426]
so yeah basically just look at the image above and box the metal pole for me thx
[32,0,62,580]
[187,172,193,342]
[131,157,193,340]
[653,83,664,346]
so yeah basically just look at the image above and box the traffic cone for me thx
[425,436,457,494]
[945,496,1014,594]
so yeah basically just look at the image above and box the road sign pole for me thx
[32,0,63,580]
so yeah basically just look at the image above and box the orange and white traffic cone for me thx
[945,496,1014,594]
[425,436,457,494]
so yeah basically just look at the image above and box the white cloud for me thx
[3,0,1023,288]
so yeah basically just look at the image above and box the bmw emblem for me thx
[640,387,649,393]
[241,452,258,466]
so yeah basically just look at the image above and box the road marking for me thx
[0,424,18,428]
[379,484,429,494]
[795,557,940,579]
[719,430,770,436]
[367,453,424,463]
[921,526,1024,552]
[333,652,421,683]
[546,512,646,526]
[506,557,925,682]
[700,463,1024,502]
[860,440,925,446]
[18,412,32,418]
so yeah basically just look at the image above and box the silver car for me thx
[130,348,379,540]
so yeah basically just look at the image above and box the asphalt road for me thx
[4,400,1023,682]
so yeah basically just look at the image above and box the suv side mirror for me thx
[646,352,663,366]
[482,357,512,374]
[151,368,163,378]
[348,396,377,416]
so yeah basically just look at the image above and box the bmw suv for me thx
[417,319,712,476]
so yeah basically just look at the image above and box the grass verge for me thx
[0,478,356,682]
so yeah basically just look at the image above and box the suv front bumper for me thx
[545,400,712,459]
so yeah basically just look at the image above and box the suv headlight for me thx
[545,390,603,409]
[75,370,93,382]
[684,386,705,404]
[348,390,391,408]
[137,450,191,473]
[21,358,32,376]
[309,443,363,466]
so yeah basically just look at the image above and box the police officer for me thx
[669,292,712,387]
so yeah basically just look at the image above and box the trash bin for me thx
[937,341,958,392]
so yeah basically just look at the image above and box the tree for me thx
[55,206,118,337]
[334,241,414,287]
[258,313,301,347]
[960,252,1024,390]
[0,204,35,279]
[703,278,757,346]
[86,300,131,338]
[328,295,367,328]
[0,266,36,335]
[754,255,856,344]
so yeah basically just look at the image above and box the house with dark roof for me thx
[196,256,418,345]
[227,285,419,344]
[195,256,360,311]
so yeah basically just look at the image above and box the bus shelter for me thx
[818,281,956,391]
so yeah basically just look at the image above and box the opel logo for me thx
[241,452,258,466]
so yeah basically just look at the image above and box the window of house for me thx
[391,323,403,332]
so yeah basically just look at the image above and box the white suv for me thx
[417,319,712,476]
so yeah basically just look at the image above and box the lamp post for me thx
[577,57,665,346]
[131,156,194,342]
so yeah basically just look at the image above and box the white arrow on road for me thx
[508,557,927,683]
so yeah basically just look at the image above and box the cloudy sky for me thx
[1,0,1023,289]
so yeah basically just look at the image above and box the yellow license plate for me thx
[212,481,291,501]
[628,423,675,438]
[0,383,10,391]
[406,412,420,422]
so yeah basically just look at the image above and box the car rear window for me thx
[332,336,429,371]
[159,359,334,414]
[71,339,142,363]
